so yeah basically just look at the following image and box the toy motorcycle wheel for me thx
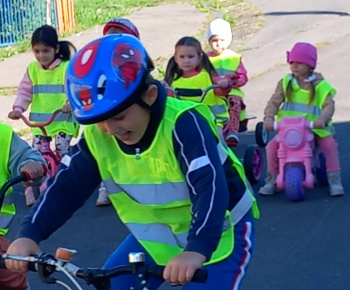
[285,166,305,201]
[255,122,269,147]
[243,145,263,184]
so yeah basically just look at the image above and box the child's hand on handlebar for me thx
[313,119,325,129]
[163,251,206,285]
[8,111,22,120]
[62,103,72,113]
[217,78,231,89]
[5,238,41,274]
[264,118,275,131]
[21,162,45,182]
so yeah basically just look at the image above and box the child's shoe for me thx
[259,174,277,195]
[25,187,36,207]
[225,132,239,146]
[96,186,111,206]
[327,171,344,196]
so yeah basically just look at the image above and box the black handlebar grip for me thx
[0,256,36,272]
[27,261,37,272]
[191,269,208,283]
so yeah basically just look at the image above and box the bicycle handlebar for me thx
[0,250,207,290]
[0,165,47,209]
[20,109,63,136]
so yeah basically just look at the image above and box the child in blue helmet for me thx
[95,17,141,206]
[6,35,259,290]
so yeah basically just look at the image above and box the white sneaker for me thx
[259,174,277,195]
[96,187,111,206]
[327,172,344,196]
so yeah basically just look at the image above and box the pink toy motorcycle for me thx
[274,116,328,201]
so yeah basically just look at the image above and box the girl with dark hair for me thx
[164,36,232,134]
[8,25,79,206]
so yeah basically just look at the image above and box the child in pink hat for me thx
[260,42,344,197]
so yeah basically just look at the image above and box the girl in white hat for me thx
[207,18,248,146]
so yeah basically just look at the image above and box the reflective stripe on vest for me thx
[29,112,75,122]
[126,217,232,249]
[0,215,14,231]
[216,68,236,76]
[210,104,227,115]
[104,174,252,227]
[104,180,189,205]
[0,124,15,236]
[281,102,321,116]
[32,84,65,94]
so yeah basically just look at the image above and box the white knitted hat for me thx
[206,18,232,45]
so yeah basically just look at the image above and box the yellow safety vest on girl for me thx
[278,74,335,137]
[28,60,79,137]
[171,70,229,127]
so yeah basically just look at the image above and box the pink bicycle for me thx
[274,116,328,201]
[20,109,63,199]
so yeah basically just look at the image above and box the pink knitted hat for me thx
[287,42,317,69]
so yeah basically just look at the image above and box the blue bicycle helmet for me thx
[66,34,154,125]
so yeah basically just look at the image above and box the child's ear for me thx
[143,84,158,106]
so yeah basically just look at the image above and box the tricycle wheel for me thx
[255,122,269,147]
[243,145,263,184]
[285,166,305,201]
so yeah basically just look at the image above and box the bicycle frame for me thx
[20,109,64,196]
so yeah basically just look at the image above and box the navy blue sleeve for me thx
[19,136,102,244]
[172,110,229,261]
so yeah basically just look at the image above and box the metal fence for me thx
[0,0,57,47]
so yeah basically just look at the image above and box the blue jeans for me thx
[103,212,255,290]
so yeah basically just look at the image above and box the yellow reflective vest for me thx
[171,70,229,127]
[84,97,259,265]
[209,49,246,121]
[28,60,79,137]
[278,74,335,137]
[0,124,16,235]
